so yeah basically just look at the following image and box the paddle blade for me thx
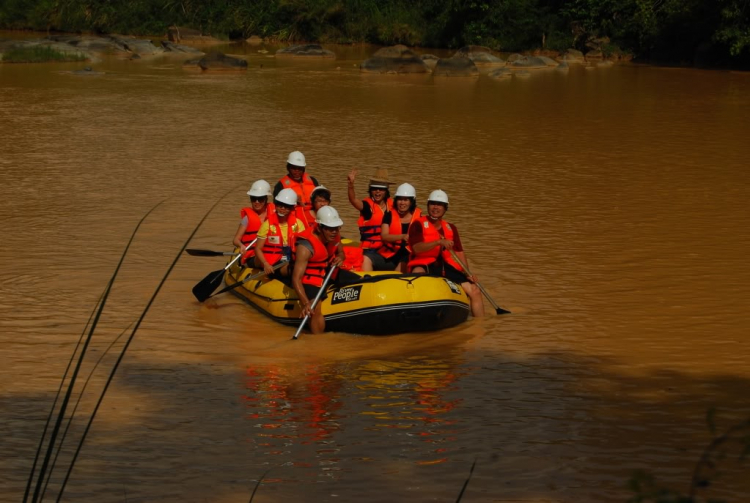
[495,307,511,315]
[186,249,231,257]
[192,269,225,302]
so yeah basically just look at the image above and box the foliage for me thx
[1,0,749,65]
[627,410,750,503]
[2,45,87,62]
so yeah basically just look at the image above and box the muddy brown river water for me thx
[1,39,749,502]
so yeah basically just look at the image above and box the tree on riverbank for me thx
[1,0,749,67]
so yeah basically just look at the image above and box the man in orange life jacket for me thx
[273,151,320,229]
[407,190,485,317]
[347,168,393,271]
[292,206,346,334]
[254,188,306,279]
[233,179,273,265]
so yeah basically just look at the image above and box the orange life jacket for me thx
[407,216,463,272]
[378,207,421,259]
[294,229,340,287]
[279,173,316,227]
[239,203,273,263]
[357,197,392,250]
[261,210,298,266]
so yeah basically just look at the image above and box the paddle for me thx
[449,250,511,315]
[206,261,285,300]
[186,248,236,257]
[191,240,256,302]
[292,265,338,340]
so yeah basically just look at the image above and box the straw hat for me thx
[369,168,393,188]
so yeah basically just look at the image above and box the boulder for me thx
[275,44,335,59]
[488,68,512,79]
[454,45,504,65]
[167,26,223,45]
[433,56,479,77]
[420,54,440,70]
[246,35,264,46]
[161,41,204,54]
[508,56,548,68]
[197,52,248,71]
[168,26,201,42]
[110,37,164,56]
[537,56,559,66]
[555,61,570,72]
[585,50,603,61]
[561,49,585,63]
[360,45,429,74]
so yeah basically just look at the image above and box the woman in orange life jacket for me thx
[272,151,320,228]
[292,206,346,334]
[379,183,421,273]
[309,185,331,231]
[233,180,274,265]
[407,190,485,318]
[254,188,306,279]
[346,168,393,271]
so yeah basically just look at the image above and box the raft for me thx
[224,258,470,335]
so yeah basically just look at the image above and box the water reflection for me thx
[241,352,469,472]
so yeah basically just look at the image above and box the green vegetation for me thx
[2,45,86,62]
[1,0,749,67]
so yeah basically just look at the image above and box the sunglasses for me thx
[250,196,267,202]
[276,203,294,210]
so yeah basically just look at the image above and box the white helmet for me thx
[247,179,272,197]
[286,151,306,167]
[394,183,416,198]
[316,206,344,228]
[275,188,298,206]
[427,189,449,204]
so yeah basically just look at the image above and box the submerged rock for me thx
[276,44,335,58]
[454,45,504,65]
[488,68,512,79]
[197,52,248,70]
[161,41,204,54]
[420,54,440,70]
[433,56,479,77]
[360,45,430,74]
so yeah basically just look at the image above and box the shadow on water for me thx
[5,347,750,502]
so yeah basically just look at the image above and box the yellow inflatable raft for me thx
[224,259,470,335]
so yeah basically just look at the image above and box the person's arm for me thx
[272,181,283,198]
[254,222,274,274]
[331,242,345,267]
[310,176,320,186]
[347,170,364,211]
[232,222,247,248]
[410,223,453,254]
[292,245,313,316]
[380,213,406,243]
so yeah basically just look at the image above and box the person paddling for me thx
[379,183,421,273]
[233,180,273,265]
[292,206,346,334]
[347,168,393,271]
[254,188,306,279]
[273,151,320,228]
[407,190,484,317]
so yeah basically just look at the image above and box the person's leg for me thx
[310,302,325,333]
[461,282,485,318]
[361,254,373,271]
[410,266,426,274]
